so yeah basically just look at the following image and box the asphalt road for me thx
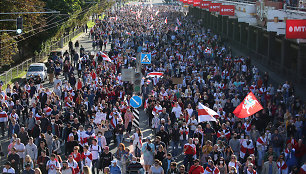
[0,1,185,172]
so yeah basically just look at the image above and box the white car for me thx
[26,63,48,82]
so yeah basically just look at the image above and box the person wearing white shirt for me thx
[132,128,143,158]
[187,115,198,137]
[89,139,102,174]
[46,154,61,174]
[3,162,15,174]
[15,138,25,170]
[25,138,38,162]
[171,102,182,119]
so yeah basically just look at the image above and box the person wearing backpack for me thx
[89,139,102,174]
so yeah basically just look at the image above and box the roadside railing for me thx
[0,27,84,87]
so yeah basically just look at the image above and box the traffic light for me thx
[133,72,142,93]
[16,17,22,34]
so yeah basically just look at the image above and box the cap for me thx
[25,163,31,167]
[5,161,11,166]
[111,159,117,164]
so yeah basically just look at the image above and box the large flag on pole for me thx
[198,103,217,122]
[233,91,263,118]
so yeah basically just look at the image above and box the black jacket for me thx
[98,152,113,169]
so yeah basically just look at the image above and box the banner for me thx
[219,5,235,16]
[286,19,306,39]
[183,0,188,4]
[200,1,211,9]
[188,0,194,5]
[193,0,201,7]
[233,91,263,118]
[198,103,217,122]
[209,3,222,12]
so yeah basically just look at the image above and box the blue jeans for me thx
[171,141,179,157]
[135,146,141,157]
[257,149,264,167]
[274,147,281,158]
[116,134,123,146]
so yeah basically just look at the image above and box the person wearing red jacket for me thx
[295,139,306,167]
[189,159,205,174]
[71,146,82,169]
[183,138,196,171]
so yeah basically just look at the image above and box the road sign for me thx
[130,96,142,108]
[141,53,151,64]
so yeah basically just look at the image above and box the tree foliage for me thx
[0,33,18,67]
[0,0,112,69]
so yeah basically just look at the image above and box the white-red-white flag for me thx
[155,10,159,16]
[198,103,218,122]
[164,17,168,24]
[176,18,181,26]
[151,14,154,21]
[174,26,178,31]
[101,52,111,62]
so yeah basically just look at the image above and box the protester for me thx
[2,3,306,174]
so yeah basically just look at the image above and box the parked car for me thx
[26,63,48,83]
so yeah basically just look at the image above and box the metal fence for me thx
[0,27,84,87]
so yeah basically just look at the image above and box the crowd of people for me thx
[0,2,305,174]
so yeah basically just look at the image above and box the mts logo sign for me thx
[201,1,211,9]
[188,0,193,4]
[219,5,235,16]
[193,0,201,7]
[209,3,222,12]
[286,20,306,39]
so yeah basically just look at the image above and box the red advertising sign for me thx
[219,5,235,16]
[188,0,194,5]
[200,1,211,9]
[183,0,188,3]
[209,3,222,12]
[193,0,201,7]
[286,20,306,39]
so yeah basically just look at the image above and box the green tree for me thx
[0,33,18,66]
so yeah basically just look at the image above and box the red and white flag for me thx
[176,18,181,26]
[164,17,168,24]
[174,26,178,32]
[233,91,263,118]
[155,10,159,16]
[198,103,218,122]
[151,14,154,21]
[240,139,255,159]
[101,52,112,62]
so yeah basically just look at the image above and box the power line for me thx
[0,5,93,43]
[0,5,94,49]
[0,11,60,15]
